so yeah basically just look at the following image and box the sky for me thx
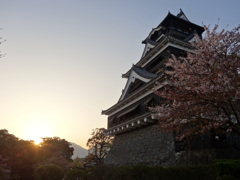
[0,0,239,148]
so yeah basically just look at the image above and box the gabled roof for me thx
[122,10,204,78]
[143,9,203,44]
[102,74,166,116]
[119,65,157,102]
[119,66,157,102]
[122,35,194,78]
[142,26,164,44]
[158,10,204,34]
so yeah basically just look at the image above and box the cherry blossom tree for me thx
[0,31,6,58]
[151,25,240,140]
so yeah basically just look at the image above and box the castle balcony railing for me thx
[106,112,158,135]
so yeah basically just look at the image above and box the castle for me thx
[102,10,239,166]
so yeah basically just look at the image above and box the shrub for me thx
[89,165,118,180]
[34,164,64,180]
[65,167,90,180]
[86,165,218,180]
[214,159,240,179]
[0,168,9,180]
[221,174,235,180]
[63,162,240,180]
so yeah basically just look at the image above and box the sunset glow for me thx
[34,138,42,146]
[23,121,52,144]
[0,0,239,149]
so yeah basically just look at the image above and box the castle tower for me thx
[102,10,205,166]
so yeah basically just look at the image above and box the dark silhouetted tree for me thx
[0,130,38,179]
[11,140,38,180]
[0,130,74,179]
[86,128,114,165]
[39,137,74,162]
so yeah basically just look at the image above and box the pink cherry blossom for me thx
[151,25,240,140]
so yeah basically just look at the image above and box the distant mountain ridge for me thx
[70,142,88,159]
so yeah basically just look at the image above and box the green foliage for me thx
[86,165,218,180]
[0,130,38,179]
[0,129,73,179]
[89,165,118,180]
[79,163,240,180]
[214,159,240,179]
[34,164,64,180]
[0,167,9,180]
[0,129,19,157]
[72,156,85,168]
[2,128,239,180]
[10,140,38,180]
[221,175,235,180]
[161,166,217,180]
[39,137,74,162]
[65,167,90,180]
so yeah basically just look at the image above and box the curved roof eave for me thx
[102,75,166,116]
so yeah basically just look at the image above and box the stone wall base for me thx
[105,125,240,166]
[104,125,176,166]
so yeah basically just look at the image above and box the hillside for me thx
[71,142,88,159]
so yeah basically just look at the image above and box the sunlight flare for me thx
[23,119,53,143]
[34,138,42,145]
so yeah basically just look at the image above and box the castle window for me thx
[177,28,182,32]
[150,31,159,41]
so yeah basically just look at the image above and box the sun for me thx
[30,130,44,146]
[24,123,51,145]
[34,138,42,146]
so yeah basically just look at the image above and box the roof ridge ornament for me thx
[177,8,190,22]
